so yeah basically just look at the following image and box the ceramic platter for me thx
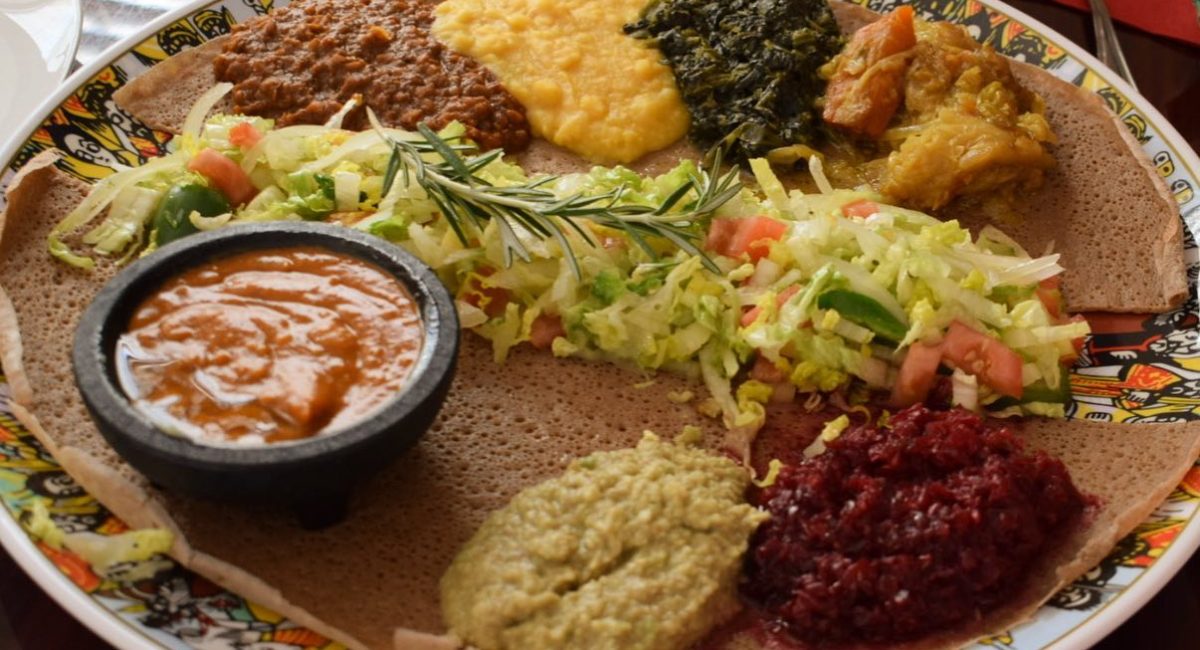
[1,0,1199,648]
[0,0,82,133]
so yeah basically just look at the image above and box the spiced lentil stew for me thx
[213,0,531,152]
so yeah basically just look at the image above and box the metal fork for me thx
[1088,0,1138,90]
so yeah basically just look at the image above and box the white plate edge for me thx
[0,0,1198,648]
[2,0,83,78]
[974,1,1200,647]
[0,496,161,650]
[0,3,217,646]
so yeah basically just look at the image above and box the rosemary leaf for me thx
[655,180,697,215]
[381,142,404,199]
[418,123,477,185]
[366,111,743,278]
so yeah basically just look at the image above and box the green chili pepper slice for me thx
[152,183,230,246]
[986,379,1072,411]
[816,289,908,343]
[1019,378,1072,403]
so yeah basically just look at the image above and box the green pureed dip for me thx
[440,433,766,650]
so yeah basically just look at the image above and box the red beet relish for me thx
[741,405,1091,645]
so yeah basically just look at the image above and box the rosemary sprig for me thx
[369,111,742,277]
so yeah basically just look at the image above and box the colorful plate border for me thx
[1,0,1199,648]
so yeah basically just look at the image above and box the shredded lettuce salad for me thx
[52,88,1087,448]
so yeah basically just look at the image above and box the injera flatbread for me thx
[111,1,1187,314]
[3,145,1200,649]
[111,35,231,135]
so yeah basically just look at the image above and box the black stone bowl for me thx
[72,222,459,528]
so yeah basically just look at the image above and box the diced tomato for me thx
[1036,277,1065,321]
[228,122,263,149]
[463,285,510,319]
[890,342,942,407]
[461,269,511,318]
[187,148,258,206]
[731,217,789,262]
[1062,314,1089,363]
[940,320,1024,398]
[529,314,565,349]
[706,216,788,262]
[841,199,880,219]
[741,285,801,327]
[704,218,740,256]
[749,353,787,384]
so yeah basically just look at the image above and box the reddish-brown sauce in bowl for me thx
[119,246,423,445]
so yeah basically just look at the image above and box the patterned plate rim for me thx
[0,3,217,646]
[0,0,1198,648]
[970,1,1200,646]
[0,0,211,186]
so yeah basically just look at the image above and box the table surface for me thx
[1,0,1199,648]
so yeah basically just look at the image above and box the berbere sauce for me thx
[119,247,423,445]
[212,0,531,153]
[741,405,1090,645]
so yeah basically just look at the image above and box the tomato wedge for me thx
[741,285,801,327]
[749,353,787,383]
[1036,277,1065,321]
[704,218,740,256]
[940,320,1024,398]
[529,314,565,349]
[229,122,263,149]
[841,199,880,219]
[891,342,942,407]
[706,216,788,262]
[187,148,258,206]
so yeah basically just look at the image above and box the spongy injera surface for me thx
[160,337,738,647]
[4,11,1198,644]
[3,157,1200,650]
[111,36,230,135]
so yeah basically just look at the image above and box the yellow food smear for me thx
[433,0,689,164]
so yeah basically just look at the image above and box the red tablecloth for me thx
[1052,0,1200,45]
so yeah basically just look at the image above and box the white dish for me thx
[0,0,80,134]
